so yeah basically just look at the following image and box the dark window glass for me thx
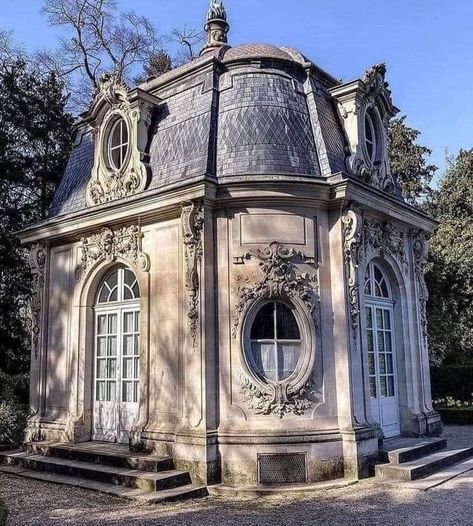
[276,302,300,339]
[250,302,275,339]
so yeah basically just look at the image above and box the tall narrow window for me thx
[108,119,129,171]
[365,112,377,162]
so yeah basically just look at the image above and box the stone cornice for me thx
[18,175,436,244]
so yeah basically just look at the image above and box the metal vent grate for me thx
[258,453,307,485]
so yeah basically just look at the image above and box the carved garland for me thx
[74,224,150,282]
[411,230,429,345]
[29,243,47,359]
[232,242,321,418]
[181,201,204,348]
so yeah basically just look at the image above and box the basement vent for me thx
[257,453,307,486]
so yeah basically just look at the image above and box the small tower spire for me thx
[201,0,230,56]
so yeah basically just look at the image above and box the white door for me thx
[93,268,140,443]
[364,263,400,438]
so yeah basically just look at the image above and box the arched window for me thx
[107,118,129,171]
[93,266,140,442]
[246,301,302,383]
[363,261,400,437]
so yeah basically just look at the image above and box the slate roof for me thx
[49,43,348,218]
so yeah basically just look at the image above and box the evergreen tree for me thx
[0,59,73,401]
[424,150,473,365]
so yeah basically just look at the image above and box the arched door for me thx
[93,267,140,443]
[364,262,400,438]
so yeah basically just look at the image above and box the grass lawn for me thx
[0,498,7,526]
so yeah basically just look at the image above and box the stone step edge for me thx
[0,451,191,491]
[25,442,174,472]
[0,464,208,503]
[375,447,473,481]
[380,438,447,464]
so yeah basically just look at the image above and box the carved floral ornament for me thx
[74,224,150,283]
[86,72,160,207]
[29,243,48,359]
[181,201,204,347]
[232,242,322,418]
[341,204,409,346]
[411,230,429,345]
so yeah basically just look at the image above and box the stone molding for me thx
[86,73,160,207]
[342,204,410,346]
[331,64,400,197]
[240,373,322,419]
[232,242,321,418]
[74,224,150,282]
[29,242,48,360]
[232,242,319,339]
[181,201,204,348]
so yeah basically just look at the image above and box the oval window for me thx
[247,301,302,383]
[108,118,129,171]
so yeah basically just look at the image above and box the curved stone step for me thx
[0,463,208,503]
[0,451,190,492]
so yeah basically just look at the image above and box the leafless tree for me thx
[0,30,25,70]
[38,0,163,112]
[170,26,204,66]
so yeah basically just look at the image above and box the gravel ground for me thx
[0,425,472,526]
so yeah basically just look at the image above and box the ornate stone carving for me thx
[362,63,391,102]
[411,230,429,344]
[362,217,408,273]
[86,73,160,207]
[29,243,47,359]
[182,201,204,347]
[74,224,150,282]
[240,372,322,419]
[232,242,319,339]
[201,0,229,55]
[341,207,363,344]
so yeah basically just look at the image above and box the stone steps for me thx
[375,446,473,481]
[0,442,208,502]
[378,437,447,464]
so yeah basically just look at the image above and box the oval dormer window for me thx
[365,111,377,163]
[108,118,129,171]
[246,301,302,383]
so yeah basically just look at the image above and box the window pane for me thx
[124,287,133,300]
[134,357,139,378]
[384,311,391,330]
[367,330,374,351]
[380,279,389,298]
[108,287,118,302]
[121,121,129,145]
[278,342,301,381]
[108,314,117,334]
[124,269,136,288]
[132,282,140,299]
[123,335,134,356]
[374,265,384,284]
[134,335,139,356]
[387,376,395,397]
[369,377,377,398]
[133,382,139,403]
[368,353,375,375]
[366,307,373,329]
[123,312,134,333]
[106,270,118,291]
[96,381,106,401]
[276,303,300,340]
[108,336,117,356]
[97,337,107,357]
[376,309,384,329]
[134,312,139,331]
[385,333,392,352]
[386,353,393,374]
[97,359,107,379]
[251,342,277,382]
[98,284,110,304]
[122,381,133,402]
[379,353,386,374]
[107,381,116,402]
[380,377,387,397]
[250,302,275,339]
[97,315,107,334]
[111,148,121,169]
[123,357,134,379]
[377,331,385,351]
[107,358,116,378]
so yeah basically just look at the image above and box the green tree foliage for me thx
[388,116,437,204]
[425,150,473,365]
[0,57,73,402]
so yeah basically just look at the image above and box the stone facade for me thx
[19,0,441,487]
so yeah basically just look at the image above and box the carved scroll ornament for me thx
[181,201,204,347]
[411,230,429,345]
[75,224,150,282]
[29,243,47,359]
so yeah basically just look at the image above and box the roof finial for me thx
[201,0,230,56]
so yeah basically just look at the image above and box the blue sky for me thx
[1,0,473,180]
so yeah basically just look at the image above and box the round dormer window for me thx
[246,301,302,384]
[108,118,129,171]
[365,111,377,163]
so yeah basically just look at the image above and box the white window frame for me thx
[108,118,129,171]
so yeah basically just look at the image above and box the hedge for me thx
[437,408,473,425]
[430,366,473,401]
